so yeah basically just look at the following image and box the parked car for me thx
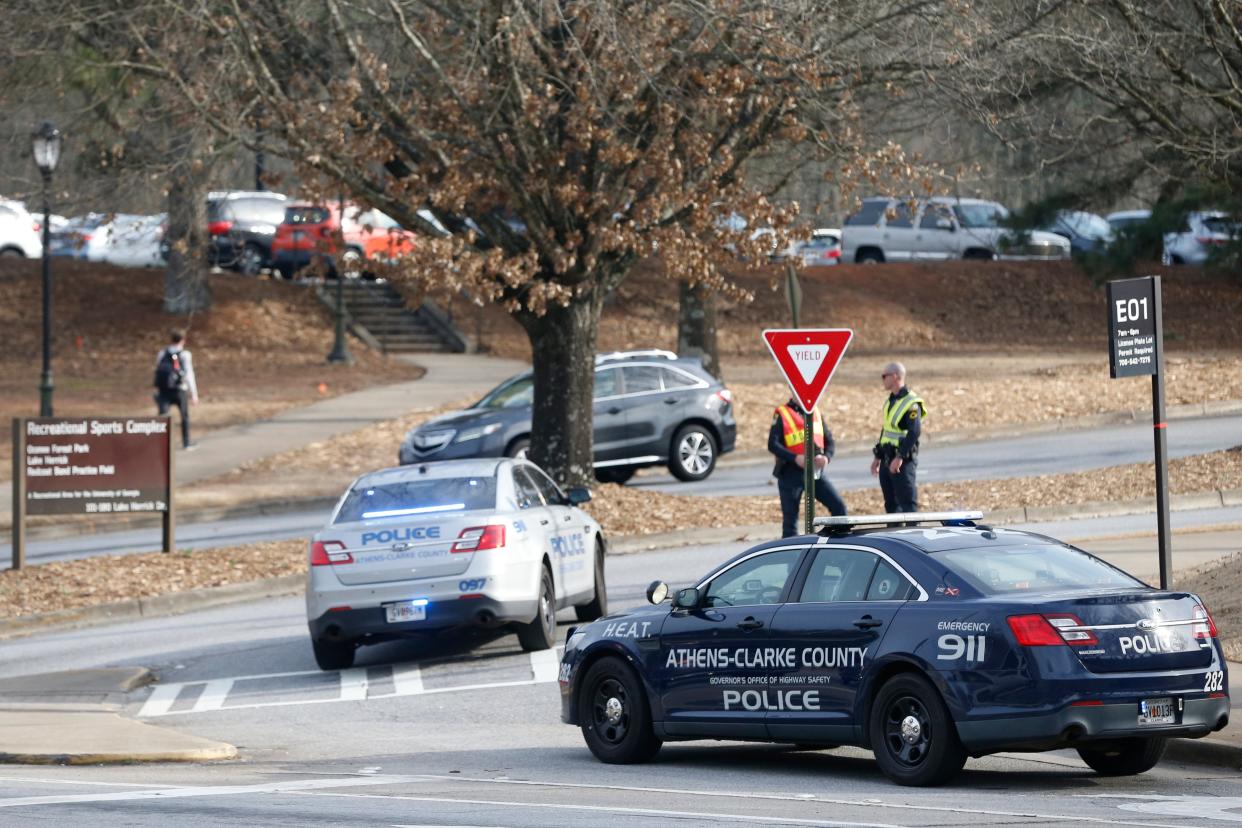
[841,197,1071,263]
[1162,211,1238,265]
[97,213,167,267]
[207,190,288,275]
[0,199,43,259]
[793,228,841,266]
[1040,210,1114,256]
[399,350,737,484]
[270,202,418,279]
[49,213,108,259]
[1106,209,1151,234]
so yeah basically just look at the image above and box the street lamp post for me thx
[31,122,62,417]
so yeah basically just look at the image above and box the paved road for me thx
[636,412,1242,496]
[0,533,1240,826]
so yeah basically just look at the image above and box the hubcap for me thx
[515,446,529,460]
[591,677,630,745]
[679,432,713,474]
[883,695,932,767]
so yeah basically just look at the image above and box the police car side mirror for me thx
[672,587,701,609]
[566,486,592,506]
[646,581,669,604]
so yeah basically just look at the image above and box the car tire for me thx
[574,540,608,622]
[0,247,24,258]
[276,263,295,280]
[963,249,994,261]
[517,565,556,651]
[594,466,636,485]
[577,657,662,764]
[505,437,531,460]
[668,425,716,482]
[312,637,356,671]
[856,250,884,264]
[239,243,265,276]
[869,673,967,786]
[1077,738,1166,776]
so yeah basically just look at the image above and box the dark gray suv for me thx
[399,351,737,484]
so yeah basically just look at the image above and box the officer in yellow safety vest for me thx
[769,397,847,537]
[870,362,926,513]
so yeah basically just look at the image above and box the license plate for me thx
[384,601,426,624]
[1138,697,1175,725]
[292,231,306,241]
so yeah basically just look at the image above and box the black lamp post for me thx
[31,122,62,417]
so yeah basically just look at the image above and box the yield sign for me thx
[762,328,854,413]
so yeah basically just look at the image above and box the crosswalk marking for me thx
[391,664,424,695]
[529,649,560,683]
[338,669,369,701]
[138,646,564,718]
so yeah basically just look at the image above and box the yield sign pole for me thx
[762,329,854,534]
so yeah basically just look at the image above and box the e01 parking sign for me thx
[1107,276,1161,378]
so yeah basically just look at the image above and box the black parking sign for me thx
[1107,276,1160,378]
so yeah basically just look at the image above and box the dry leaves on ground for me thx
[1176,552,1242,661]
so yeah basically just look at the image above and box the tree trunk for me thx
[163,157,212,314]
[516,286,604,488]
[677,280,721,380]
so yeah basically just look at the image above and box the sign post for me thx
[1106,276,1171,588]
[762,328,854,534]
[10,416,175,570]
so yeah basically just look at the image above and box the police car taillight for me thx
[452,525,505,553]
[310,540,352,566]
[1193,604,1218,640]
[1008,613,1096,646]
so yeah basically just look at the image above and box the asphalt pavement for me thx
[0,531,1239,825]
[636,412,1242,496]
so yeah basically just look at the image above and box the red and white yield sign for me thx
[762,328,854,413]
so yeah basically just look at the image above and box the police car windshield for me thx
[336,477,496,523]
[933,544,1143,596]
[475,376,533,409]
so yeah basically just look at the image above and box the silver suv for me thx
[841,197,1071,263]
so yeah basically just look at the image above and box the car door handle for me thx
[736,617,764,631]
[562,515,572,522]
[663,398,678,405]
[540,519,550,525]
[607,406,623,415]
[853,616,883,629]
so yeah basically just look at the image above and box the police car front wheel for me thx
[869,673,966,786]
[1077,738,1166,776]
[578,657,661,764]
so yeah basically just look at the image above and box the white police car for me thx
[306,458,606,670]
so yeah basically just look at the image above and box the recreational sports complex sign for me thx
[10,416,175,567]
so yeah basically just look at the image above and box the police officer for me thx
[769,397,846,537]
[870,362,925,513]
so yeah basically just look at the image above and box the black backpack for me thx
[154,348,185,391]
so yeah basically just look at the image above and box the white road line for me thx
[0,776,177,789]
[390,664,424,696]
[191,679,234,713]
[0,774,424,808]
[339,668,369,701]
[136,683,182,718]
[528,649,560,683]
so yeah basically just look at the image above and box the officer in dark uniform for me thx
[769,397,847,537]
[870,362,926,513]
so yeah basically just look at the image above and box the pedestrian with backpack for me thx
[153,328,199,450]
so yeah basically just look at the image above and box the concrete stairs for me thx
[318,280,468,354]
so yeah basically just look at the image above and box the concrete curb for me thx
[0,707,237,765]
[1166,736,1242,770]
[716,397,1242,468]
[0,574,304,641]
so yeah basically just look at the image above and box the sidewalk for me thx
[1,352,528,530]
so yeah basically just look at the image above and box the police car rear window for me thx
[335,477,496,523]
[933,544,1143,596]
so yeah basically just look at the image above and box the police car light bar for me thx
[813,511,985,529]
[595,349,677,364]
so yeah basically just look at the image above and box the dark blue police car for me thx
[558,512,1230,786]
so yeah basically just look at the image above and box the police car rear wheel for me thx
[578,658,661,764]
[870,674,965,786]
[312,638,356,671]
[517,565,556,651]
[669,425,716,482]
[574,542,607,622]
[1077,737,1166,776]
